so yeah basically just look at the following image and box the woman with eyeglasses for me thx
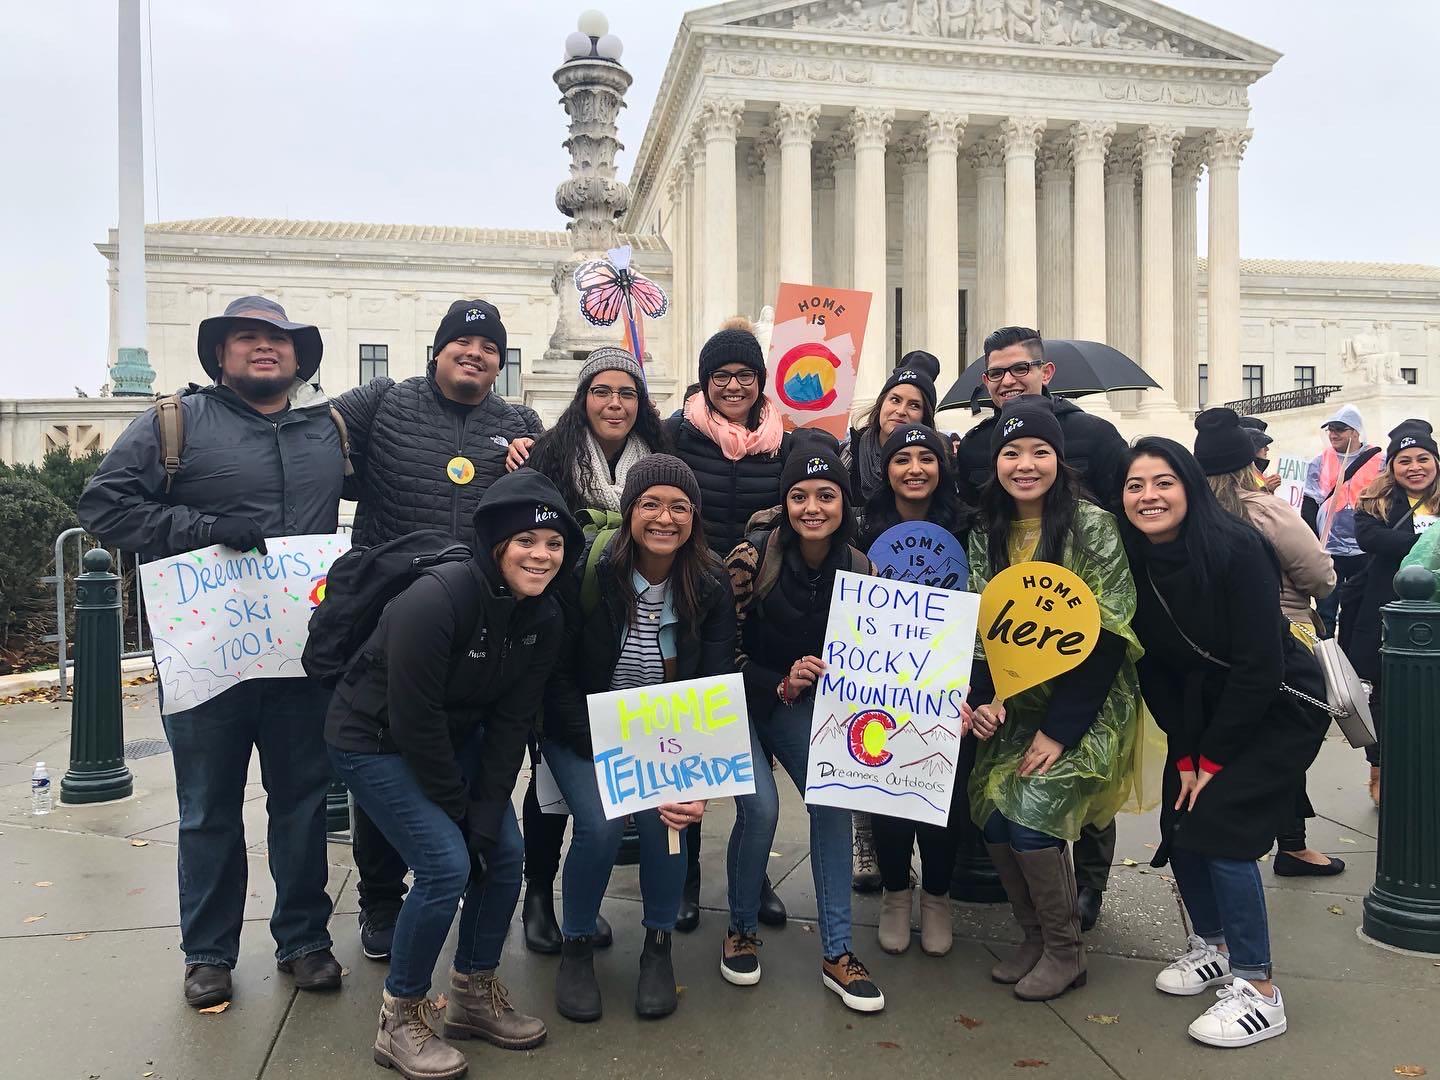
[665,318,795,932]
[516,347,668,955]
[541,455,736,1023]
[841,351,941,503]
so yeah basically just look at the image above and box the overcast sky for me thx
[1,0,1436,399]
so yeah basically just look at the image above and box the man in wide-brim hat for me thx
[196,294,325,387]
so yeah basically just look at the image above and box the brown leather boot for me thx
[444,968,546,1050]
[985,842,1043,984]
[1013,845,1087,1001]
[373,988,468,1080]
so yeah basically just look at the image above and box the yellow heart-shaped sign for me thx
[977,561,1100,702]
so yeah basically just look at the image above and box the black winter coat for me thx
[324,555,564,844]
[1130,532,1329,862]
[334,375,543,549]
[664,416,795,557]
[78,383,344,559]
[543,535,737,759]
[1353,489,1422,681]
[956,395,1127,509]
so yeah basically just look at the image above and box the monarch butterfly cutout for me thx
[574,245,669,366]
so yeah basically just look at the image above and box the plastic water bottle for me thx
[31,763,52,816]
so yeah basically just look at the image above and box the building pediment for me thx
[693,0,1279,64]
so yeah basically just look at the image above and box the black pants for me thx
[1275,780,1315,852]
[872,771,967,895]
[521,774,568,884]
[1073,819,1118,892]
[352,802,411,917]
[1318,553,1370,643]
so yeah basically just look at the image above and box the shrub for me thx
[0,475,77,665]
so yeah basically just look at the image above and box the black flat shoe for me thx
[278,948,343,991]
[757,875,787,927]
[1077,886,1103,933]
[1273,850,1346,877]
[523,884,563,955]
[594,912,614,949]
[184,964,232,1008]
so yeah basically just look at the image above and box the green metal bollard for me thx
[61,549,135,804]
[1362,567,1440,952]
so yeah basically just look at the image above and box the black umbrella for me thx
[939,338,1161,411]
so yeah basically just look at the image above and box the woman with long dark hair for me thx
[842,351,941,503]
[516,347,665,954]
[857,423,973,957]
[1353,420,1439,803]
[541,455,734,1024]
[1120,437,1328,1048]
[967,397,1141,1003]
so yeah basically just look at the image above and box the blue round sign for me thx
[866,521,969,591]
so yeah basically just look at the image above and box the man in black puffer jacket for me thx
[332,298,544,960]
[955,326,1128,934]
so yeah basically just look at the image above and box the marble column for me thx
[776,103,821,286]
[813,144,836,289]
[969,134,1007,345]
[1137,125,1182,411]
[701,98,745,336]
[1104,135,1139,410]
[850,106,894,396]
[831,129,856,288]
[1204,128,1252,408]
[756,128,780,309]
[898,132,928,354]
[924,111,965,375]
[1172,141,1205,413]
[667,166,689,364]
[1069,121,1113,342]
[738,147,763,320]
[1036,137,1073,339]
[1001,116,1046,327]
[687,136,707,355]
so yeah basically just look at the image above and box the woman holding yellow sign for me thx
[967,397,1142,1003]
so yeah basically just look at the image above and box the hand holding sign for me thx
[977,562,1100,700]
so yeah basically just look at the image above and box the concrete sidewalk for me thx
[2,684,1436,1080]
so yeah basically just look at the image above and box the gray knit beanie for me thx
[578,346,645,389]
[620,453,702,515]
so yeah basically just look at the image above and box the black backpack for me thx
[302,529,473,687]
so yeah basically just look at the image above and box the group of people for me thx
[77,293,1431,1080]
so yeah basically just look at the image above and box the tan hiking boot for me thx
[852,813,883,893]
[877,888,913,954]
[1014,845,1087,1001]
[373,988,467,1080]
[444,969,546,1050]
[986,843,1044,984]
[918,891,954,957]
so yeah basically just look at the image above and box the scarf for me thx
[580,431,649,512]
[683,393,784,462]
[854,427,884,503]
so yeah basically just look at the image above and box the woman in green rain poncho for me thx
[965,397,1142,1003]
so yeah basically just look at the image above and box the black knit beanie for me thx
[881,423,950,471]
[878,359,938,412]
[991,396,1065,461]
[1388,420,1438,460]
[1193,407,1257,476]
[432,299,508,369]
[780,442,852,504]
[698,328,766,390]
[620,454,702,515]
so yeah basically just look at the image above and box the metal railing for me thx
[44,528,152,694]
[1221,384,1344,416]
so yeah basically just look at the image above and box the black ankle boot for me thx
[758,875,787,927]
[675,873,700,933]
[523,882,563,955]
[635,928,678,1018]
[555,936,602,1022]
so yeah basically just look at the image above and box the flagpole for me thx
[111,0,155,396]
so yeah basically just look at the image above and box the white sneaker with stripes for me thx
[1154,934,1233,996]
[1188,978,1287,1048]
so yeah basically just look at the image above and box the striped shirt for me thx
[610,581,668,690]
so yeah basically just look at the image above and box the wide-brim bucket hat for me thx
[197,295,323,382]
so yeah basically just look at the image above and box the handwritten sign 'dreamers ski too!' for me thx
[141,533,351,714]
[586,673,756,819]
[806,571,980,827]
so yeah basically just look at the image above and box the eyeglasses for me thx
[588,385,639,402]
[710,369,758,388]
[636,498,693,520]
[982,360,1038,383]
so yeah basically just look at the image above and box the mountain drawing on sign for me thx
[895,751,954,776]
[884,719,957,762]
[811,713,847,747]
[913,722,958,746]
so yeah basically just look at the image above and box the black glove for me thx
[463,802,494,881]
[210,516,268,555]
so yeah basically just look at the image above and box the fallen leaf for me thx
[340,967,350,977]
[1014,1060,1049,1068]
[64,933,89,941]
[34,881,52,888]
[22,914,45,924]
[876,1041,901,1049]
[144,1073,155,1077]
[127,887,146,896]
[769,850,782,857]
[1143,842,1157,849]
[800,923,815,933]
[675,984,687,997]
[130,839,149,847]
[1121,858,1139,867]
[1328,905,1345,916]
[1339,837,1358,845]
[198,1001,231,1014]
[1086,1014,1120,1025]
[1394,1067,1427,1078]
[954,1014,983,1029]
[1137,868,1151,875]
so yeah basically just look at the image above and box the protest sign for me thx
[806,571,980,826]
[586,673,755,821]
[866,521,969,590]
[764,282,872,441]
[976,561,1099,701]
[141,533,351,715]
[1274,453,1307,512]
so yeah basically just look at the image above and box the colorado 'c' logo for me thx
[847,709,896,767]
[775,341,842,411]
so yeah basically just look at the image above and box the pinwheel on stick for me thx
[573,245,669,372]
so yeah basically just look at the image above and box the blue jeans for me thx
[160,677,334,969]
[728,701,854,958]
[1168,847,1272,981]
[542,738,686,937]
[329,725,524,998]
[982,810,1065,852]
